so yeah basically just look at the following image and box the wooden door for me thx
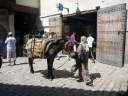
[96,3,127,67]
[49,16,62,39]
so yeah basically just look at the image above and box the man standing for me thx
[5,32,16,66]
[87,34,95,63]
[70,32,79,51]
[0,35,4,58]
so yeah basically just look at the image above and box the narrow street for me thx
[0,55,128,96]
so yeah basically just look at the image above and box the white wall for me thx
[16,0,39,8]
[40,0,128,17]
[40,0,128,31]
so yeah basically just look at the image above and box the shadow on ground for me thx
[0,83,127,96]
[35,69,101,82]
[35,69,75,79]
[90,73,101,81]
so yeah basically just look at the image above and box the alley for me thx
[0,55,128,96]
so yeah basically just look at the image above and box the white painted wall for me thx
[40,0,128,31]
[40,0,128,17]
[16,0,39,8]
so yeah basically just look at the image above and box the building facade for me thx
[39,0,128,67]
[0,0,39,57]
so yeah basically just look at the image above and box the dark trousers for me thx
[89,47,94,59]
[0,57,2,68]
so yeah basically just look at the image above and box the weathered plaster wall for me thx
[16,0,39,8]
[40,0,128,17]
[40,0,128,30]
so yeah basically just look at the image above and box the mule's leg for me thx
[47,57,54,79]
[28,58,34,74]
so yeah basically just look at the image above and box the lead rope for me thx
[56,55,71,69]
[32,37,35,58]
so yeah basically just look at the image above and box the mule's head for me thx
[64,40,75,58]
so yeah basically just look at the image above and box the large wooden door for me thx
[49,16,62,39]
[96,3,127,67]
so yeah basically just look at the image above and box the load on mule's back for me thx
[24,32,59,59]
[25,37,48,59]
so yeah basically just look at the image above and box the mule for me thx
[25,38,75,79]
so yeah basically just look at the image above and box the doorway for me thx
[14,12,37,56]
[63,11,97,58]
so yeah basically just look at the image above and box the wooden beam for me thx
[69,16,93,21]
[0,0,16,9]
[0,1,38,14]
[15,5,39,14]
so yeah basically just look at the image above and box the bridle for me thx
[65,40,74,56]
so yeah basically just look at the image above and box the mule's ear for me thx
[59,39,65,43]
[58,39,64,46]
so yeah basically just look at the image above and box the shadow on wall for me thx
[0,83,127,96]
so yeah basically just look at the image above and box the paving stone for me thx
[0,56,128,96]
[120,81,128,92]
[105,81,115,92]
[99,80,111,91]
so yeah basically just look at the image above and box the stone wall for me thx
[0,9,9,58]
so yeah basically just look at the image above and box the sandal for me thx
[92,61,95,63]
[86,81,93,86]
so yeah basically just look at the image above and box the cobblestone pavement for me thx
[0,55,128,96]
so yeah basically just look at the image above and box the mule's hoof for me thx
[47,75,50,78]
[47,75,54,79]
[50,76,54,79]
[30,70,34,74]
[71,65,78,72]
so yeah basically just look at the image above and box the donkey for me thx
[25,38,75,79]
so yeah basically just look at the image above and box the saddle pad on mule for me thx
[25,38,46,58]
[45,39,62,54]
[25,38,59,58]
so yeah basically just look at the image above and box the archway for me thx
[0,24,7,56]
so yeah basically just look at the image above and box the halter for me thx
[65,40,73,55]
